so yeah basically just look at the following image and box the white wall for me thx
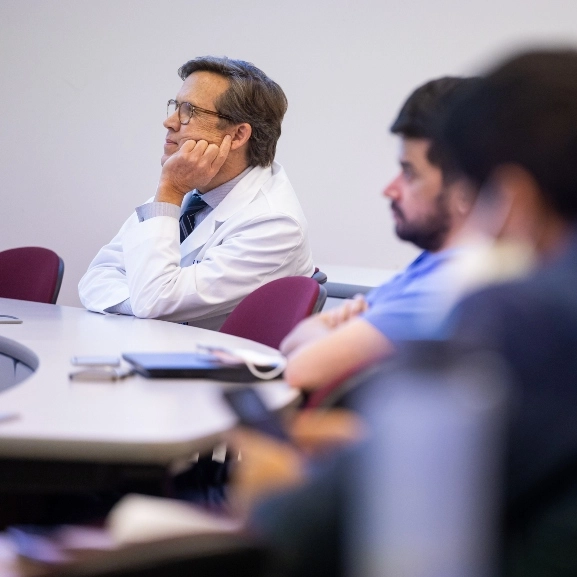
[2,0,577,307]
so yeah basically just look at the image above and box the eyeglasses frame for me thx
[167,99,234,125]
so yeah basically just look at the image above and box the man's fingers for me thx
[335,301,355,324]
[352,293,368,310]
[349,295,368,316]
[189,137,230,175]
[212,134,232,172]
[320,298,365,328]
[158,134,231,197]
[179,139,197,154]
[191,139,209,157]
[203,143,221,164]
[322,308,343,327]
[220,134,233,154]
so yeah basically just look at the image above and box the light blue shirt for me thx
[362,248,464,342]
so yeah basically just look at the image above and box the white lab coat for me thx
[78,162,314,330]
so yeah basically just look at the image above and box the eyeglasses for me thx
[166,99,233,125]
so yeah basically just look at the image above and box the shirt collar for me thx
[196,166,254,209]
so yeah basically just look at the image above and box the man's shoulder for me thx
[239,162,307,223]
[452,265,577,346]
[461,254,577,309]
[258,162,297,201]
[372,249,459,296]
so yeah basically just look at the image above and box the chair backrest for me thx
[220,276,327,349]
[0,246,64,304]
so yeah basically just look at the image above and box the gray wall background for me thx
[1,0,577,306]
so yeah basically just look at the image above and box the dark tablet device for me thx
[223,387,290,442]
[122,352,262,382]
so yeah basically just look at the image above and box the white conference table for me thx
[0,297,298,467]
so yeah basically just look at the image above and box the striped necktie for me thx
[179,193,208,243]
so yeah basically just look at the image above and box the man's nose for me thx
[163,111,180,130]
[383,173,402,199]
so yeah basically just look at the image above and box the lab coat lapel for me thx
[179,165,272,258]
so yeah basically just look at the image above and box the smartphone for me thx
[69,367,134,382]
[0,315,22,324]
[222,387,290,442]
[71,355,120,367]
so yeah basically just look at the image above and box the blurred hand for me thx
[318,294,368,328]
[279,295,368,357]
[291,408,367,456]
[227,409,365,516]
[279,315,333,356]
[227,429,304,518]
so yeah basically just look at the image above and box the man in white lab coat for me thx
[79,56,314,330]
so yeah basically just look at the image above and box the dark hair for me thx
[391,77,480,181]
[442,49,577,221]
[178,56,288,167]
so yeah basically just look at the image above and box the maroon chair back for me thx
[0,247,64,304]
[220,276,326,350]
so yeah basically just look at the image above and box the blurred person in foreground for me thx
[280,77,479,391]
[219,76,485,576]
[440,48,577,576]
[230,49,577,577]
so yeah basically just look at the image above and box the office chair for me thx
[311,267,328,285]
[220,276,327,350]
[189,277,326,502]
[0,246,64,304]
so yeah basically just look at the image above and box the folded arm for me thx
[282,317,394,391]
[79,136,233,315]
[280,295,368,356]
[78,213,136,314]
[81,211,309,324]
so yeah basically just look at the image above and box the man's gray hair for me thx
[179,56,288,167]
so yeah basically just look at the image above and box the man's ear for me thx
[229,123,252,151]
[451,178,478,217]
[488,164,548,244]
